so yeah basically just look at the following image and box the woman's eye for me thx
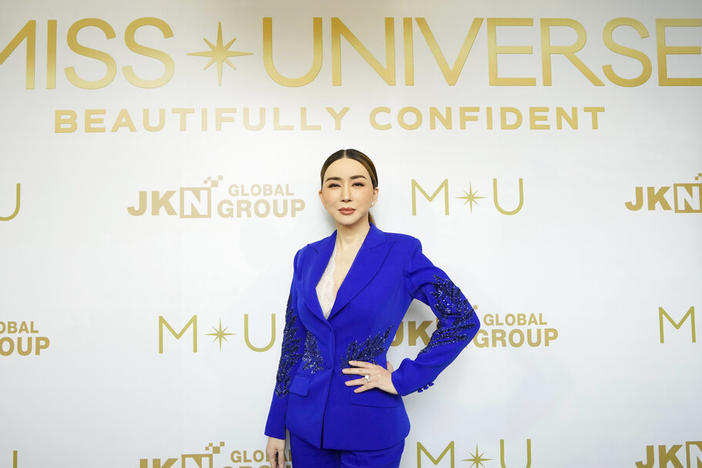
[327,182,364,188]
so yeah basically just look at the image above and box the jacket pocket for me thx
[350,387,402,407]
[289,374,310,396]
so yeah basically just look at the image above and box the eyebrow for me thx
[324,175,368,183]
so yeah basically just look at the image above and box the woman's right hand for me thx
[266,436,287,468]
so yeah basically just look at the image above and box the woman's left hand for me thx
[342,360,398,395]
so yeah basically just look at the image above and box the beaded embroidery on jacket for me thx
[339,325,394,371]
[273,294,303,397]
[302,330,324,374]
[416,273,477,357]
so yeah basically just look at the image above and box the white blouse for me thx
[315,241,338,319]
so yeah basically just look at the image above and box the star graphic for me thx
[457,183,485,212]
[205,319,235,350]
[187,22,252,86]
[463,444,492,467]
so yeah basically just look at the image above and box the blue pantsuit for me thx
[264,223,480,454]
[290,430,405,467]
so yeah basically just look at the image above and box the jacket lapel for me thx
[301,223,391,323]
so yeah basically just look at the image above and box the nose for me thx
[342,183,351,200]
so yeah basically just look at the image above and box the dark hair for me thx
[320,148,379,226]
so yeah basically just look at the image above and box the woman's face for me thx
[318,158,379,229]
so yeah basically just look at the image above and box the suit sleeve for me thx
[390,238,480,396]
[264,248,307,439]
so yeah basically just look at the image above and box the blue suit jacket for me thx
[264,223,480,450]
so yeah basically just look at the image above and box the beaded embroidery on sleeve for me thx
[416,274,477,357]
[273,294,304,397]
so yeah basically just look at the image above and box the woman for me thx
[264,149,480,467]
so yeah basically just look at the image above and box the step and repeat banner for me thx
[1,0,700,467]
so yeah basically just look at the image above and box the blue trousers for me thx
[289,431,405,468]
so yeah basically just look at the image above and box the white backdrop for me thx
[1,1,701,467]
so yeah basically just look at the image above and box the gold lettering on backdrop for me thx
[3,17,702,89]
[460,106,479,129]
[415,17,483,86]
[417,441,454,466]
[500,439,532,468]
[369,106,603,131]
[0,20,36,89]
[602,18,653,87]
[626,174,702,213]
[123,18,174,88]
[325,106,349,130]
[493,177,524,215]
[216,108,236,131]
[473,328,558,348]
[473,314,557,348]
[529,107,549,129]
[647,186,672,210]
[685,441,702,468]
[262,17,323,86]
[159,315,197,353]
[656,19,702,86]
[410,178,525,216]
[407,321,432,346]
[636,445,655,468]
[0,183,21,221]
[112,109,136,132]
[273,107,293,130]
[541,18,605,86]
[53,106,603,132]
[65,18,118,89]
[0,321,50,356]
[331,17,396,86]
[556,107,578,129]
[403,18,414,85]
[144,108,166,131]
[129,180,303,219]
[243,108,265,130]
[659,445,684,468]
[398,106,422,130]
[54,107,351,132]
[243,314,276,352]
[85,109,106,132]
[487,18,537,86]
[659,306,696,343]
[47,20,56,88]
[636,441,702,468]
[411,179,449,216]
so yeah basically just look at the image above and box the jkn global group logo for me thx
[625,172,702,213]
[127,176,304,219]
[636,440,702,468]
[0,321,50,357]
[471,313,558,349]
